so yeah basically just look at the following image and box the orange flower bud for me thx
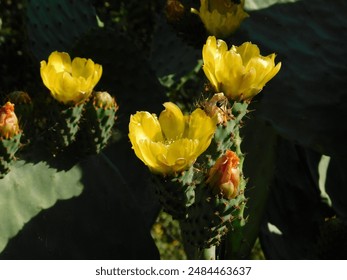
[0,102,20,139]
[207,150,240,199]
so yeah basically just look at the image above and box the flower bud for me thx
[0,102,20,139]
[93,91,118,110]
[206,150,240,199]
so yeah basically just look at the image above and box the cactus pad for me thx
[0,133,21,178]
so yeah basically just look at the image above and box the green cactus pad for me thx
[48,102,84,152]
[0,154,83,253]
[180,177,247,249]
[151,166,199,220]
[0,133,21,178]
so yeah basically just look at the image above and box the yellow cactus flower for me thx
[203,36,282,101]
[191,0,249,38]
[0,102,20,139]
[40,51,102,105]
[129,102,217,176]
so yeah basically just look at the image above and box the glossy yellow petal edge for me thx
[40,51,102,105]
[128,103,217,176]
[202,36,281,101]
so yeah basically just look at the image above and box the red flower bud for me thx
[207,150,240,199]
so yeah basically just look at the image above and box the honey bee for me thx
[197,92,231,124]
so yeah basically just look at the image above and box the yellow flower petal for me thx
[139,140,169,174]
[71,57,95,79]
[129,111,163,142]
[236,42,260,65]
[159,102,185,140]
[48,51,72,73]
[164,138,199,171]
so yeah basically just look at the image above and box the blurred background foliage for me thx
[0,0,346,259]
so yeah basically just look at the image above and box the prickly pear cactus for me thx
[138,92,250,259]
[179,95,249,254]
[2,0,345,262]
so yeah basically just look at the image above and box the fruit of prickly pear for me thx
[81,91,118,154]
